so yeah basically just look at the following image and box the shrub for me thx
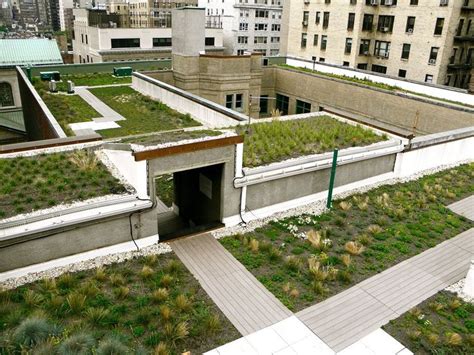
[445,332,462,346]
[175,294,192,313]
[344,241,365,256]
[69,150,98,171]
[13,317,57,347]
[160,274,173,288]
[151,288,169,303]
[66,292,87,314]
[96,338,128,355]
[140,266,154,279]
[58,333,95,355]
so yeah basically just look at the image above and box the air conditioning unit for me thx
[362,51,369,55]
[371,0,379,5]
[440,0,448,6]
[407,28,413,34]
[429,59,437,64]
[302,20,308,26]
[381,26,390,32]
[383,52,390,58]
[385,0,393,5]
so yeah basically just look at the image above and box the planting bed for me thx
[0,151,127,219]
[221,164,474,311]
[234,116,386,167]
[0,252,240,354]
[384,291,474,354]
[88,86,201,138]
[38,92,99,136]
[32,73,131,92]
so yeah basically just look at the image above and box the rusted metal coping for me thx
[133,135,244,161]
[0,134,102,154]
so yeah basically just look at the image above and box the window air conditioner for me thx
[407,28,413,34]
[381,26,390,32]
[383,52,390,58]
[385,0,393,5]
[429,59,437,64]
[371,0,379,5]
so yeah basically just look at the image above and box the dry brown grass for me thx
[68,150,99,171]
[344,241,365,256]
[341,254,351,267]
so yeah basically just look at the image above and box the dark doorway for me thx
[157,164,224,241]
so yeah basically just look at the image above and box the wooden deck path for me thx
[297,228,474,352]
[448,195,474,221]
[171,233,292,336]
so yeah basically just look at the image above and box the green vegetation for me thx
[384,291,474,354]
[236,116,386,167]
[39,92,99,136]
[0,253,240,354]
[280,64,474,109]
[32,73,132,92]
[0,150,127,219]
[88,86,201,138]
[122,129,222,146]
[156,174,174,208]
[220,164,474,311]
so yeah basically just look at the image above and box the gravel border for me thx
[445,278,474,304]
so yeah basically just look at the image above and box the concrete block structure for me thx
[281,0,474,90]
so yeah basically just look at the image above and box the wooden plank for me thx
[133,135,244,161]
[448,196,474,220]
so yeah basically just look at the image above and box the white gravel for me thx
[445,278,474,304]
[0,141,103,158]
[213,159,472,239]
[0,242,172,290]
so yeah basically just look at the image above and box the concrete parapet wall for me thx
[132,72,246,128]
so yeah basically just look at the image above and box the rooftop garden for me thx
[384,291,473,354]
[122,129,223,146]
[88,86,201,138]
[279,64,474,109]
[235,116,387,167]
[0,252,240,354]
[39,92,99,136]
[220,163,474,311]
[0,150,127,219]
[32,73,131,92]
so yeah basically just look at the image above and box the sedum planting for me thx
[0,253,239,354]
[235,116,387,167]
[0,150,127,219]
[221,164,474,311]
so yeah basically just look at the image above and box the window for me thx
[429,47,439,63]
[378,16,395,33]
[81,34,84,43]
[239,23,248,30]
[321,35,328,50]
[225,94,233,109]
[303,11,309,26]
[315,11,321,25]
[398,69,407,78]
[255,10,268,18]
[425,74,433,83]
[466,19,472,35]
[0,82,14,107]
[357,63,368,70]
[345,38,353,54]
[205,37,215,46]
[434,18,444,35]
[296,99,311,114]
[301,33,307,48]
[313,34,319,46]
[343,61,350,66]
[374,40,391,57]
[276,94,289,115]
[237,49,246,55]
[111,38,140,48]
[347,13,355,30]
[259,95,268,114]
[359,39,370,55]
[406,16,416,33]
[323,12,330,28]
[235,94,243,109]
[255,23,268,31]
[401,43,411,59]
[319,57,325,62]
[254,36,267,44]
[153,38,172,47]
[371,64,387,74]
[325,0,331,3]
[350,0,357,4]
[271,37,280,43]
[238,36,248,44]
[271,24,281,31]
[362,14,373,31]
[85,35,88,44]
[410,0,418,4]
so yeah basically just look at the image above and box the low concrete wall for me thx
[0,208,157,272]
[286,57,474,106]
[132,72,247,128]
[16,67,66,141]
[271,67,474,135]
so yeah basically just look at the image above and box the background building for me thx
[198,0,284,56]
[281,0,474,90]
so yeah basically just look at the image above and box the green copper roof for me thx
[0,39,63,67]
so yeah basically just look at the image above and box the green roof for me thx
[0,39,63,67]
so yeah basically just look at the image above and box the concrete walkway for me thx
[75,87,125,122]
[171,233,292,335]
[449,195,474,221]
[296,228,473,352]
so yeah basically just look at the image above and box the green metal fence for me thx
[0,108,25,132]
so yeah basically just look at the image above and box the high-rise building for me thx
[281,0,474,90]
[198,0,284,56]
